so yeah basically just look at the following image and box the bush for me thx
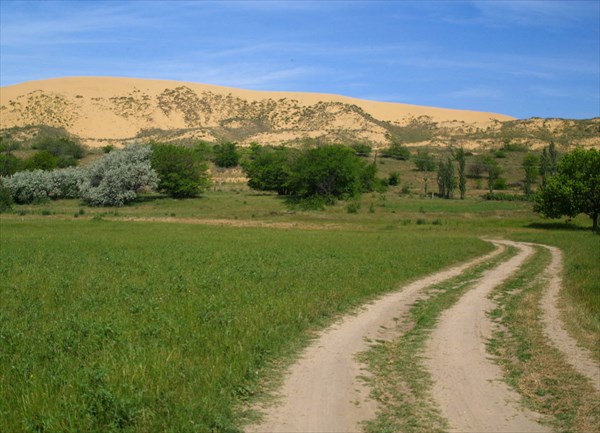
[35,137,85,159]
[4,167,84,204]
[346,200,361,213]
[213,142,240,168]
[388,172,400,186]
[350,143,372,157]
[23,151,58,171]
[0,180,13,212]
[413,150,436,171]
[381,143,410,160]
[493,177,508,190]
[47,167,84,199]
[0,154,23,176]
[151,143,210,198]
[288,145,375,200]
[4,170,52,204]
[483,192,529,201]
[242,146,295,195]
[102,145,115,154]
[79,145,158,207]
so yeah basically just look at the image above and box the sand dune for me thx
[0,76,515,148]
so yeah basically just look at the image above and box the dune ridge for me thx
[1,76,514,148]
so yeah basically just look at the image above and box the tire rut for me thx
[425,240,550,432]
[245,247,504,433]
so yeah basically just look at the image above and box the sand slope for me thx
[0,76,514,147]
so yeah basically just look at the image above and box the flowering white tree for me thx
[79,145,158,206]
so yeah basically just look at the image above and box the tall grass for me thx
[0,219,490,432]
[508,230,600,361]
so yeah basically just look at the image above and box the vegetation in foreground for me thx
[1,162,598,432]
[0,219,489,432]
[488,247,600,432]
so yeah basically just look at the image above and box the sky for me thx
[1,0,599,119]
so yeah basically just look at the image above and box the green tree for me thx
[388,172,400,186]
[548,141,558,175]
[213,142,240,168]
[242,146,295,195]
[151,143,210,198]
[436,158,456,199]
[0,179,13,212]
[35,137,85,160]
[24,151,58,171]
[484,156,502,193]
[454,147,467,200]
[288,145,375,201]
[534,148,600,232]
[350,143,372,157]
[522,153,539,197]
[413,149,436,172]
[381,136,410,160]
[0,154,23,176]
[540,147,549,186]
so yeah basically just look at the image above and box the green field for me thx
[1,186,598,432]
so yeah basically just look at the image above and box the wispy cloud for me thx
[472,0,596,28]
[0,2,155,47]
[445,87,504,99]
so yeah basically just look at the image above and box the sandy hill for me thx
[1,77,597,149]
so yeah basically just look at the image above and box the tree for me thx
[0,179,14,212]
[213,142,240,168]
[540,142,558,187]
[350,142,372,157]
[242,146,295,195]
[151,143,210,198]
[79,145,158,206]
[468,156,487,179]
[436,157,455,199]
[5,166,85,204]
[381,135,410,160]
[454,147,467,200]
[522,153,539,197]
[540,147,549,186]
[534,148,600,232]
[288,145,374,201]
[413,149,436,172]
[548,141,558,176]
[35,137,85,160]
[0,153,23,176]
[23,151,58,171]
[388,172,400,186]
[484,157,502,193]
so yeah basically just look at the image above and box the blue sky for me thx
[1,1,598,119]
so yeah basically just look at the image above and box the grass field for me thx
[1,181,598,432]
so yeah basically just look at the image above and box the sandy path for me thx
[538,244,600,392]
[246,247,504,433]
[425,240,549,432]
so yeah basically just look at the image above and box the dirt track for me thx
[425,240,549,432]
[538,244,600,392]
[246,239,597,432]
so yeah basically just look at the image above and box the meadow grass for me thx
[507,230,600,361]
[1,178,598,432]
[488,247,600,432]
[0,219,491,432]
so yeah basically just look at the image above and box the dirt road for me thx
[246,247,503,433]
[425,240,549,432]
[247,239,596,432]
[538,244,600,392]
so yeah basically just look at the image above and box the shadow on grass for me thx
[526,221,592,232]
